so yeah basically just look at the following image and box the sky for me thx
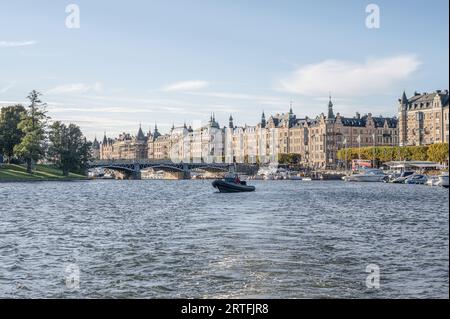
[0,0,449,140]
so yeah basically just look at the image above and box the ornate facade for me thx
[98,91,450,168]
[307,98,398,169]
[100,125,148,160]
[398,90,450,146]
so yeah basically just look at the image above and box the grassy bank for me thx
[0,164,87,182]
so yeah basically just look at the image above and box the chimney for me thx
[356,112,361,119]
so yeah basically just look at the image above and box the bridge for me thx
[88,160,253,179]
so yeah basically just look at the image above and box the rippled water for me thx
[0,180,448,298]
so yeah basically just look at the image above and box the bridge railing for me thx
[89,159,235,168]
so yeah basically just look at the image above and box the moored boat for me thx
[405,174,428,185]
[343,169,387,182]
[439,173,449,188]
[425,176,440,186]
[390,171,414,183]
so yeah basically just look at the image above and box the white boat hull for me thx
[439,175,449,188]
[344,175,385,182]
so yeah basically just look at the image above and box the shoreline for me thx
[0,178,88,183]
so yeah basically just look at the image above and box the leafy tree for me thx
[0,105,26,162]
[338,145,434,163]
[13,90,48,173]
[427,143,449,164]
[278,153,301,165]
[410,146,428,161]
[48,121,92,176]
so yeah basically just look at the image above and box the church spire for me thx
[327,93,335,119]
[229,114,234,128]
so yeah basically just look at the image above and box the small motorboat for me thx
[405,174,428,185]
[390,171,414,183]
[212,174,256,193]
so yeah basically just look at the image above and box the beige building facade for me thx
[95,91,449,168]
[398,90,449,146]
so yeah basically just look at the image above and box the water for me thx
[0,180,448,298]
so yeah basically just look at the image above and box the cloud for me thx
[0,41,37,48]
[279,55,421,96]
[186,91,285,105]
[163,80,209,92]
[47,82,103,95]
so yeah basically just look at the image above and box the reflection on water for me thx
[0,180,448,298]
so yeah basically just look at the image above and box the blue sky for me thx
[1,0,448,139]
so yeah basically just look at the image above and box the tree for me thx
[278,153,301,165]
[13,90,48,173]
[0,105,26,162]
[427,143,449,164]
[48,121,92,176]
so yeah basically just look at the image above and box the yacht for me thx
[343,169,387,182]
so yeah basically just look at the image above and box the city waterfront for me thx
[0,180,448,298]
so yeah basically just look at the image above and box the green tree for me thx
[410,145,429,161]
[13,91,48,173]
[278,153,301,165]
[0,105,26,162]
[48,121,92,176]
[337,145,434,164]
[427,143,449,164]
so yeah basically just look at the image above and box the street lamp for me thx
[372,133,376,168]
[343,137,348,172]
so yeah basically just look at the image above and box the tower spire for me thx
[261,110,266,128]
[229,114,234,128]
[327,93,335,119]
[137,123,145,140]
[401,91,408,105]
